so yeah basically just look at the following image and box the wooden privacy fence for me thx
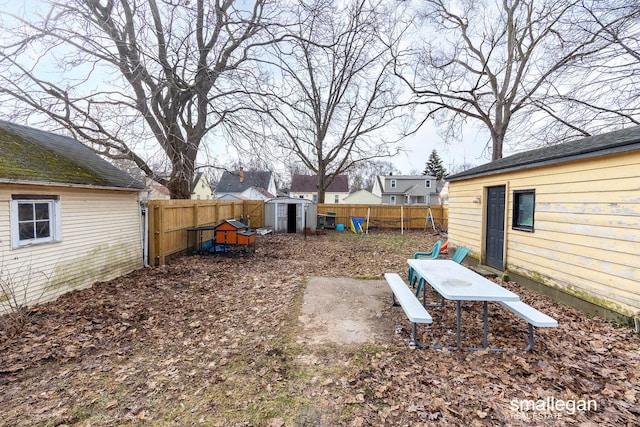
[147,200,448,265]
[147,199,264,265]
[316,204,448,232]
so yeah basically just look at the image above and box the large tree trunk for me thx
[166,139,198,199]
[491,128,505,161]
[316,169,326,204]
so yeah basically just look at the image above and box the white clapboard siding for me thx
[448,150,640,317]
[0,185,143,313]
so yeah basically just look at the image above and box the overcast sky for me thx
[394,122,492,175]
[3,0,495,177]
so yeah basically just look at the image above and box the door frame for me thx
[483,184,508,270]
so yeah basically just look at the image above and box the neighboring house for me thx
[143,177,171,201]
[446,126,640,324]
[371,175,438,205]
[0,120,145,313]
[191,171,213,200]
[439,182,449,205]
[343,189,382,205]
[215,168,276,200]
[290,174,349,204]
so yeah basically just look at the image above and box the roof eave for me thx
[447,142,640,182]
[0,178,145,192]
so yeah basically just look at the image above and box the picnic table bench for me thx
[499,300,558,351]
[384,273,432,348]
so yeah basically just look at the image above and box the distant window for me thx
[390,195,396,204]
[425,180,431,188]
[299,195,304,199]
[11,195,61,248]
[334,195,339,203]
[390,179,396,189]
[513,190,535,232]
[312,194,318,203]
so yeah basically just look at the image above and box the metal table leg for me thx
[483,301,489,349]
[456,301,461,350]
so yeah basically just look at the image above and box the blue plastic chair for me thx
[408,240,442,292]
[451,246,469,264]
[418,246,470,305]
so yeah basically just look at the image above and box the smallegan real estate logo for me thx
[509,396,598,421]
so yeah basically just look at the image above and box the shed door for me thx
[287,204,297,233]
[486,185,505,270]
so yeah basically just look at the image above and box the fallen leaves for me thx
[0,230,638,426]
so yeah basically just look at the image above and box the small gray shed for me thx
[264,198,317,233]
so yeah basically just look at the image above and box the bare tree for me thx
[346,159,399,191]
[253,0,410,202]
[531,0,640,143]
[0,0,280,198]
[396,0,608,160]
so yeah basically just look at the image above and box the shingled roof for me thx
[0,120,145,190]
[217,170,273,193]
[291,174,349,192]
[447,126,640,182]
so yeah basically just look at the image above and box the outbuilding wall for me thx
[448,150,640,319]
[0,184,143,313]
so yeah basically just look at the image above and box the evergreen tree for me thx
[423,149,448,181]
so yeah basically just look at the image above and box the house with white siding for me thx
[446,126,640,325]
[0,120,145,314]
[290,174,349,204]
[343,189,381,204]
[215,168,276,201]
[371,174,438,205]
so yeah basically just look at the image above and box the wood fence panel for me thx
[147,200,256,265]
[317,204,448,231]
[148,201,448,265]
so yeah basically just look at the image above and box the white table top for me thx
[407,259,520,302]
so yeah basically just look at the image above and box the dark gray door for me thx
[486,186,505,270]
[287,204,297,233]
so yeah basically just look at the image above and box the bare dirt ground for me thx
[298,277,393,345]
[1,230,639,426]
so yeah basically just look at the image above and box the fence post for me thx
[193,202,199,227]
[154,204,164,266]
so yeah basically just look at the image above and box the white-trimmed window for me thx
[390,195,397,204]
[11,195,61,248]
[390,179,397,189]
[334,195,339,203]
[425,180,431,188]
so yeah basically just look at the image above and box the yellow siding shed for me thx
[447,126,640,322]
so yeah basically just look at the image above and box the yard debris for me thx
[0,230,638,426]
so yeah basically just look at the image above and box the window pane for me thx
[18,203,34,221]
[35,220,51,238]
[35,203,50,220]
[19,222,35,240]
[517,194,534,226]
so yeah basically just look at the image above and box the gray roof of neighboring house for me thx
[217,170,273,193]
[447,126,640,182]
[291,174,349,192]
[0,120,145,190]
[376,175,437,194]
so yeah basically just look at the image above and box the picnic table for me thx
[407,259,519,350]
